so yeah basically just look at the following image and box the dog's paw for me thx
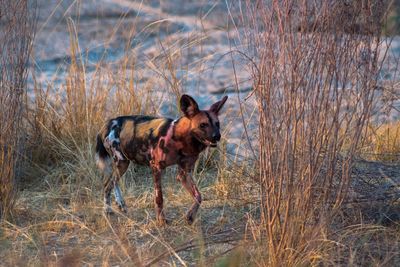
[158,219,169,226]
[156,214,168,226]
[185,214,194,225]
[118,205,128,213]
[115,202,128,213]
[104,206,115,216]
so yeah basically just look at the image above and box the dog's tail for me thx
[95,134,111,174]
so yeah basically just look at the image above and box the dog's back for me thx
[95,115,173,167]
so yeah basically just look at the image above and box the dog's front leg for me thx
[177,165,202,225]
[151,167,166,225]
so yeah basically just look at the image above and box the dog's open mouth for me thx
[202,139,218,147]
[193,134,218,147]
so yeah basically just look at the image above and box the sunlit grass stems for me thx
[243,0,389,265]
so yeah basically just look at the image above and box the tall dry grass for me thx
[0,0,36,219]
[14,15,249,265]
[26,19,164,194]
[376,123,400,161]
[243,0,389,265]
[363,121,400,162]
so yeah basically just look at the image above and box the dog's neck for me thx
[173,117,206,156]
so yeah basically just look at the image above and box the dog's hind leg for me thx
[96,134,115,214]
[103,172,114,214]
[102,160,129,214]
[113,160,130,213]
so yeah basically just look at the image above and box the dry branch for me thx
[243,0,389,265]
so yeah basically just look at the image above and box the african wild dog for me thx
[95,95,228,225]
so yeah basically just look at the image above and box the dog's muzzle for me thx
[212,133,221,142]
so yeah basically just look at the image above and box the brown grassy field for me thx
[1,53,259,265]
[2,0,400,266]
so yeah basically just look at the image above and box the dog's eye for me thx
[200,123,208,129]
[215,121,220,128]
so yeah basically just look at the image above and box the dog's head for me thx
[180,94,228,147]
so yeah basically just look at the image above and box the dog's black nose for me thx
[212,133,221,142]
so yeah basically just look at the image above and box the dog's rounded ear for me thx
[209,96,228,114]
[180,94,200,118]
